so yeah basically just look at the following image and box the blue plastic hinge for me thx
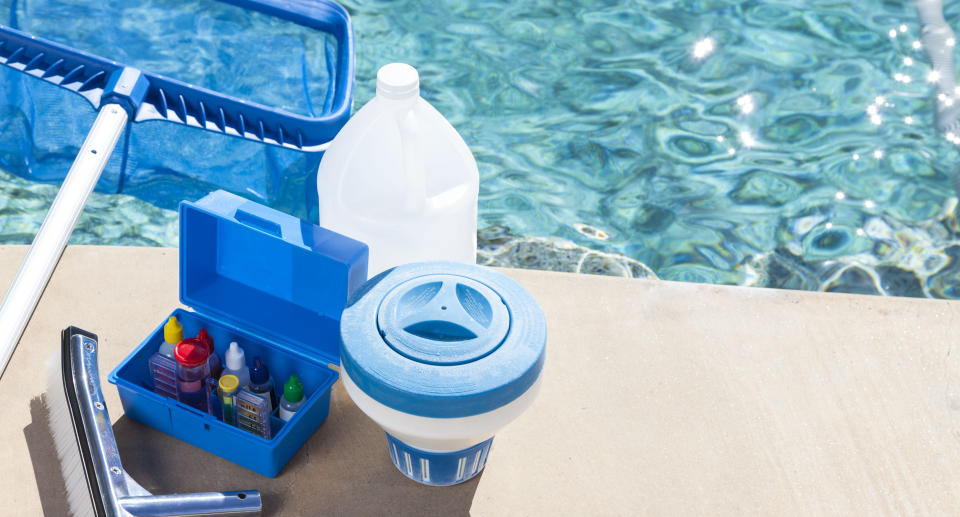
[101,67,150,115]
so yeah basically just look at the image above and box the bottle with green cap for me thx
[278,374,304,422]
[158,316,182,359]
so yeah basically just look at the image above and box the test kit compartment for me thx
[108,190,368,477]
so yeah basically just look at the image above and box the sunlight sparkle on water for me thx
[692,37,715,59]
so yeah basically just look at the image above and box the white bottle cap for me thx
[226,341,246,370]
[376,63,419,100]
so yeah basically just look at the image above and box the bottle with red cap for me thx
[175,336,211,412]
[197,329,222,379]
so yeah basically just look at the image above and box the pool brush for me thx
[47,326,262,516]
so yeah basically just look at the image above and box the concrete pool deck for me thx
[2,244,960,515]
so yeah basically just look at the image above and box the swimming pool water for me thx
[3,0,960,297]
[0,166,177,245]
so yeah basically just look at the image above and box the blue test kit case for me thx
[108,189,368,477]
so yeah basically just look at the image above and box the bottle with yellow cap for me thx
[158,316,183,359]
[219,374,240,426]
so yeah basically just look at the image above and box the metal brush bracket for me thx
[62,328,262,516]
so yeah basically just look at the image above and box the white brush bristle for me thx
[45,352,97,517]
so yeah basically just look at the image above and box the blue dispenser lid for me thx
[340,262,547,418]
[180,190,368,364]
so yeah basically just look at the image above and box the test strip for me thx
[236,389,272,439]
[148,353,178,399]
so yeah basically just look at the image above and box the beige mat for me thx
[1,244,959,515]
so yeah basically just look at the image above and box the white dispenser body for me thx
[341,367,542,453]
[317,63,479,276]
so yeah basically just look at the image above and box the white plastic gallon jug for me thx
[316,63,479,276]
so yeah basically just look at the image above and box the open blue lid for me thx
[180,190,368,364]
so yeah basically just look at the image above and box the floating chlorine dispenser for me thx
[340,261,547,486]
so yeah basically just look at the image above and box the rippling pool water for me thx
[3,0,960,297]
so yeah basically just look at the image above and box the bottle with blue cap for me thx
[248,357,276,411]
[339,261,547,486]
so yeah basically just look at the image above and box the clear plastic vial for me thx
[174,338,211,412]
[218,374,240,426]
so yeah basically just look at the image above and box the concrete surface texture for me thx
[2,244,960,515]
